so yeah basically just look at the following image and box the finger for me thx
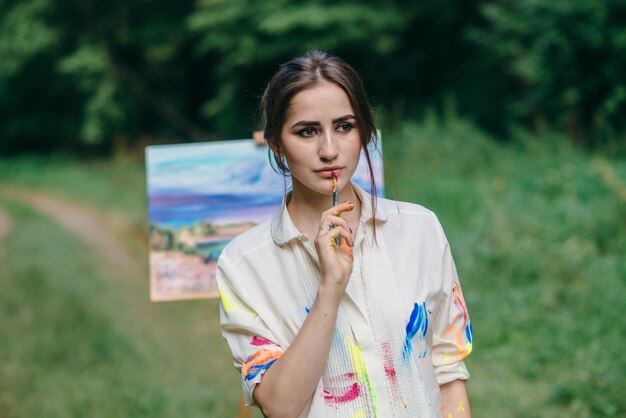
[328,226,353,248]
[320,221,335,233]
[323,215,352,236]
[324,201,354,217]
[340,242,354,261]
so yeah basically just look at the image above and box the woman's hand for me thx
[314,201,355,295]
[253,201,355,418]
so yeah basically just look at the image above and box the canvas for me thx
[145,138,384,301]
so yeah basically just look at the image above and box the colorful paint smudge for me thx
[465,322,473,345]
[457,401,466,412]
[250,336,273,346]
[403,302,429,361]
[242,349,283,381]
[452,282,473,351]
[219,287,256,317]
[344,336,379,416]
[441,282,473,364]
[323,373,361,404]
[381,341,407,409]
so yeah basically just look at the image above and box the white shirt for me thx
[217,182,472,417]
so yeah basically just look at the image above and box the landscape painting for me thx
[145,138,384,301]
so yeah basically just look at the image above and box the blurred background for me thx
[0,0,625,417]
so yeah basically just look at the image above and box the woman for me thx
[217,50,473,418]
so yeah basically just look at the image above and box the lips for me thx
[316,167,343,178]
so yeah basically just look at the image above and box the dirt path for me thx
[0,186,134,267]
[0,206,13,241]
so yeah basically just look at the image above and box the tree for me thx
[473,0,626,146]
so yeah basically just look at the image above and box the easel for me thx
[238,393,253,418]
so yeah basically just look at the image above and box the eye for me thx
[336,122,354,133]
[297,127,318,138]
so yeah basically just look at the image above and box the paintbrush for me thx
[332,172,341,246]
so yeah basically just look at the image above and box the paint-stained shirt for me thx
[217,182,473,417]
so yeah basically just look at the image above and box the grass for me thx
[1,117,625,417]
[0,199,243,417]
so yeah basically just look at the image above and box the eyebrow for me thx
[291,114,356,128]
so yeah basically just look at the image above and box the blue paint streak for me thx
[403,302,429,361]
[244,359,278,381]
[466,321,473,344]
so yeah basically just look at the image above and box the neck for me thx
[286,180,362,240]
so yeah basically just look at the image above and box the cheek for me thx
[279,144,306,170]
[347,137,363,161]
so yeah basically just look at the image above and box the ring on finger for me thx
[327,223,334,229]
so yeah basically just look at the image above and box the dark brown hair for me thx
[261,50,380,232]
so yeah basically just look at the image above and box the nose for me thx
[318,130,338,161]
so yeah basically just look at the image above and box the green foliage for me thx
[150,226,175,250]
[0,0,59,77]
[194,221,216,236]
[0,0,624,153]
[0,0,203,153]
[187,0,407,132]
[473,0,626,146]
[58,44,126,144]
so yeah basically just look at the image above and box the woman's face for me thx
[278,81,362,199]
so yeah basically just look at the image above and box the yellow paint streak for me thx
[219,290,255,317]
[457,401,465,413]
[344,336,378,416]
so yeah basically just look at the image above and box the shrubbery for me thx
[0,0,624,154]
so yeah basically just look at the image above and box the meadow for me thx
[1,118,625,417]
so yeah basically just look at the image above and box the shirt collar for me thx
[271,181,387,247]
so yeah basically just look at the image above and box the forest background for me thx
[1,0,625,417]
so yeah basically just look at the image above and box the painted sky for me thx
[146,138,384,227]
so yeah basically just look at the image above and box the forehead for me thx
[285,81,354,121]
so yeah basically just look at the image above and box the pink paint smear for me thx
[323,383,361,404]
[250,336,273,346]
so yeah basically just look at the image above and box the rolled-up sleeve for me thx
[430,240,473,385]
[216,253,284,406]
